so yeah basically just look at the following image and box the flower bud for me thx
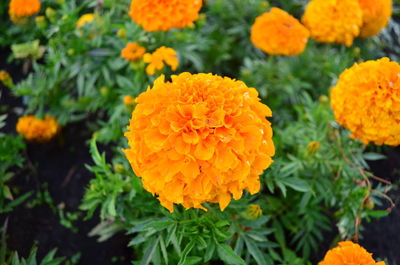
[114,164,125,174]
[306,141,320,156]
[117,29,127,39]
[35,16,47,29]
[319,95,329,104]
[45,7,56,22]
[100,86,110,97]
[245,204,262,220]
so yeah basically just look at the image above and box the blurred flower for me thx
[0,70,13,88]
[117,28,127,38]
[306,141,320,156]
[245,204,263,220]
[123,95,135,106]
[124,73,275,212]
[9,0,41,23]
[35,15,47,29]
[100,86,110,97]
[76,13,94,28]
[358,0,392,38]
[302,0,363,47]
[121,42,146,62]
[330,57,400,146]
[11,40,46,60]
[143,46,178,75]
[319,241,385,265]
[129,0,202,32]
[16,115,60,142]
[251,7,309,56]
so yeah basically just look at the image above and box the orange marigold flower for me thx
[143,46,178,75]
[330,57,400,146]
[129,0,202,32]
[76,13,94,28]
[302,0,363,47]
[124,73,275,212]
[121,42,146,61]
[358,0,392,38]
[123,95,135,105]
[320,241,385,265]
[250,7,309,56]
[9,0,41,19]
[16,115,60,142]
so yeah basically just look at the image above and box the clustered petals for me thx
[129,0,202,32]
[121,42,146,61]
[9,0,41,23]
[302,0,363,46]
[124,73,275,212]
[330,57,400,146]
[320,241,385,265]
[143,46,178,75]
[251,7,309,56]
[16,115,60,142]
[358,0,392,38]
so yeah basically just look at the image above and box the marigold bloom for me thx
[302,0,363,47]
[9,0,41,19]
[358,0,392,38]
[330,58,400,146]
[121,42,146,61]
[129,0,202,32]
[320,241,385,265]
[76,13,94,28]
[124,73,275,212]
[250,8,309,56]
[143,47,178,75]
[16,115,60,142]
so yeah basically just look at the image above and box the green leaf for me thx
[244,238,272,265]
[216,243,246,265]
[140,237,160,265]
[280,177,311,193]
[363,152,386,161]
[178,239,196,265]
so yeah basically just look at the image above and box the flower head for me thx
[9,0,41,19]
[76,13,95,28]
[302,0,363,47]
[143,47,178,75]
[16,115,60,142]
[121,42,146,61]
[358,0,392,38]
[124,73,275,212]
[0,71,10,82]
[129,0,202,32]
[320,241,385,265]
[251,7,309,56]
[330,57,400,146]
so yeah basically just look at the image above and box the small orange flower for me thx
[129,0,202,32]
[302,0,363,47]
[121,42,146,61]
[9,0,41,18]
[123,95,135,105]
[16,115,60,142]
[124,73,275,212]
[358,0,392,38]
[143,47,178,75]
[251,7,309,56]
[330,57,400,146]
[320,241,385,265]
[76,13,94,28]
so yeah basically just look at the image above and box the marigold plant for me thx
[250,7,309,56]
[124,73,275,212]
[143,46,178,75]
[358,0,392,38]
[76,13,95,28]
[128,0,202,32]
[302,0,363,47]
[16,115,60,142]
[330,57,400,146]
[121,42,146,61]
[319,241,385,265]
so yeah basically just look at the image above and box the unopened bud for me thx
[306,141,320,156]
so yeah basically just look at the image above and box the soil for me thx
[1,49,400,265]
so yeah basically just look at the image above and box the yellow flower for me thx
[330,57,400,146]
[251,7,309,56]
[302,0,363,47]
[320,241,385,265]
[9,0,41,21]
[124,73,275,212]
[123,95,135,106]
[358,0,392,38]
[143,47,178,75]
[117,29,127,38]
[129,0,202,32]
[121,42,146,62]
[16,115,60,142]
[76,13,95,28]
